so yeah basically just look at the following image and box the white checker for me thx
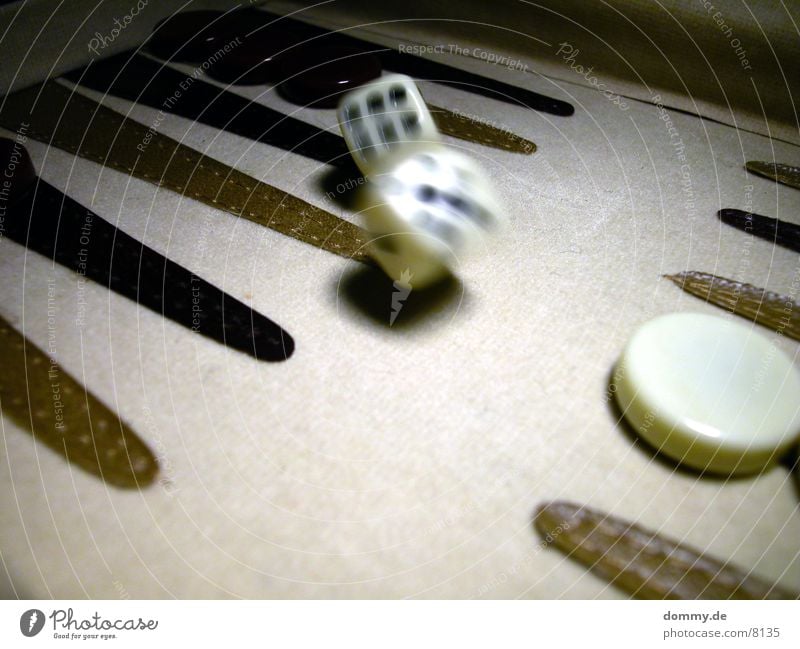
[614,312,800,475]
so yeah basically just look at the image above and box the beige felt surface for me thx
[1,2,800,599]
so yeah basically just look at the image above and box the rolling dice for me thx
[337,73,440,177]
[360,146,502,287]
[338,75,503,288]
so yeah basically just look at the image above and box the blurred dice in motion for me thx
[338,73,440,177]
[338,74,503,288]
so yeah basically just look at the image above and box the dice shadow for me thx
[336,264,468,331]
[783,446,800,502]
[321,164,471,330]
[317,163,366,210]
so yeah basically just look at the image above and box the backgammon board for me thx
[1,0,799,599]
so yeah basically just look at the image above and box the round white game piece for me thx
[614,312,800,475]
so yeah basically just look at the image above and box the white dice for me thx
[338,75,503,288]
[337,73,440,177]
